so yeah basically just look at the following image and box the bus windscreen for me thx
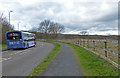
[7,32,22,40]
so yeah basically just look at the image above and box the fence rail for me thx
[79,41,118,56]
[80,39,118,44]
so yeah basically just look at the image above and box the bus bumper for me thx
[7,44,25,49]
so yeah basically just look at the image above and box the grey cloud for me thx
[0,0,118,35]
[97,10,118,22]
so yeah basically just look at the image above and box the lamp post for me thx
[9,10,13,25]
[18,22,20,31]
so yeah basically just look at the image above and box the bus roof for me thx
[6,31,21,34]
[6,31,35,35]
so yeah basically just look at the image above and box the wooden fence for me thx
[59,39,119,68]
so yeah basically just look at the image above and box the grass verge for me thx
[28,42,62,78]
[0,44,7,51]
[60,42,118,76]
[0,48,8,51]
[0,44,7,48]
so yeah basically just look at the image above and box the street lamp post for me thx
[18,22,20,31]
[9,10,13,25]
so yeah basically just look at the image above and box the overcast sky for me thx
[0,0,119,35]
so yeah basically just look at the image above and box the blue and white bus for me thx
[6,31,37,49]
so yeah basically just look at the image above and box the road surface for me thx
[1,42,54,76]
[40,43,84,76]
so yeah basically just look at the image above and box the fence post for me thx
[83,39,84,47]
[78,40,79,45]
[104,41,107,57]
[73,39,74,44]
[73,40,75,44]
[80,39,81,46]
[93,41,95,51]
[87,39,89,48]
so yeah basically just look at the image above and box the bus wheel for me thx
[33,44,35,47]
[33,45,35,47]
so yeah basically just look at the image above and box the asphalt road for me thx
[40,43,84,76]
[1,42,54,76]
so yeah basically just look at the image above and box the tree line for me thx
[30,20,65,39]
[0,13,14,44]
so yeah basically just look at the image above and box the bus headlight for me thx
[21,42,23,44]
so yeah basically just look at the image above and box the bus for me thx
[6,31,37,49]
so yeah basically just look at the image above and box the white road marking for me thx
[20,50,30,55]
[0,57,11,62]
[3,47,35,57]
[9,51,24,56]
[2,48,35,61]
[16,51,23,53]
[9,54,14,56]
[2,51,8,53]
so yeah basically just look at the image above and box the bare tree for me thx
[51,23,65,39]
[49,22,64,34]
[30,26,38,32]
[37,19,65,39]
[80,31,88,35]
[55,23,64,34]
[38,20,51,33]
[49,22,55,34]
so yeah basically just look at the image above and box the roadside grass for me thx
[60,42,118,76]
[28,42,62,78]
[0,44,7,51]
[73,41,118,64]
[0,44,7,48]
[0,48,7,51]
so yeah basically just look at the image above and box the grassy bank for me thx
[0,48,7,51]
[60,42,118,76]
[0,44,7,48]
[28,42,62,77]
[0,44,7,51]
